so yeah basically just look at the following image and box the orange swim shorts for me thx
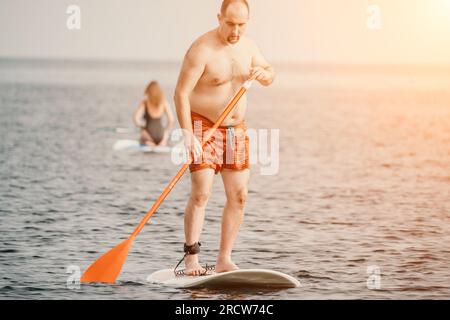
[189,111,250,174]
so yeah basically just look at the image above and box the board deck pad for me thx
[147,268,300,289]
[113,139,171,153]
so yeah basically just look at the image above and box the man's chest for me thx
[202,48,253,85]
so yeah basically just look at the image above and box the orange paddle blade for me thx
[80,237,133,283]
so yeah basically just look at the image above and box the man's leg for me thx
[216,168,250,273]
[184,168,215,275]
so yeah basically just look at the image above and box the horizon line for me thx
[1,55,450,71]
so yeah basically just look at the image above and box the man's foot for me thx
[215,257,239,273]
[184,254,205,276]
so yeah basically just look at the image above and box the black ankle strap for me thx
[173,242,202,276]
[184,242,201,255]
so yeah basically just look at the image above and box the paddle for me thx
[81,80,253,283]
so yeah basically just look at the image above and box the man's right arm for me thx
[174,42,207,159]
[174,42,206,134]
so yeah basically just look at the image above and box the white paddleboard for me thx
[113,139,171,153]
[147,268,300,289]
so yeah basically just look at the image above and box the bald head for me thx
[217,0,250,44]
[220,0,250,17]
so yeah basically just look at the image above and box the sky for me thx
[1,0,450,65]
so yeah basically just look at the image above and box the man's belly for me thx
[189,84,248,126]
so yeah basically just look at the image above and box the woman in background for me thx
[134,81,174,146]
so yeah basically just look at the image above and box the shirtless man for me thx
[174,0,275,275]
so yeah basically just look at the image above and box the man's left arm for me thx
[250,41,276,86]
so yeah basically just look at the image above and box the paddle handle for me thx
[131,81,252,238]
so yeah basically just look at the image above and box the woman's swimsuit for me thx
[143,102,165,145]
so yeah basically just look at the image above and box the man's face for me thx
[218,3,249,44]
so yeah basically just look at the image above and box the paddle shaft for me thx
[130,81,252,239]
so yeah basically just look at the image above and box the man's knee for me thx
[190,191,210,207]
[227,188,248,207]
